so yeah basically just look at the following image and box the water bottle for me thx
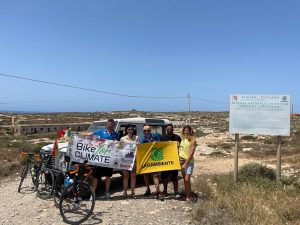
[64,176,71,187]
[30,167,35,177]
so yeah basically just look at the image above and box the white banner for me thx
[229,95,291,136]
[67,135,136,170]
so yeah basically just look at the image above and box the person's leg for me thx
[161,171,168,194]
[91,177,98,192]
[144,173,149,189]
[152,172,160,193]
[122,171,129,196]
[104,168,113,198]
[143,173,151,195]
[170,170,179,194]
[184,162,194,200]
[90,166,101,193]
[105,176,111,193]
[152,172,164,200]
[184,174,192,200]
[130,172,136,196]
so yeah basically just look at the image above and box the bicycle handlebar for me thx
[69,163,93,177]
[19,151,41,161]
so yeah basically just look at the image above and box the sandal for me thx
[144,189,151,197]
[155,191,164,201]
[131,193,137,199]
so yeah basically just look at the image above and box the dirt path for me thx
[0,148,287,225]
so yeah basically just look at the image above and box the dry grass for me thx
[0,135,52,178]
[192,165,300,225]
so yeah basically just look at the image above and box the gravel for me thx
[0,175,196,225]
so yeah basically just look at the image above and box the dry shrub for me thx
[193,176,214,198]
[271,189,300,222]
[192,166,300,225]
[0,162,20,177]
[193,184,284,225]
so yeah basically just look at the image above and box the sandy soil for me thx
[0,135,287,225]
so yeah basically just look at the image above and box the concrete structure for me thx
[14,122,90,135]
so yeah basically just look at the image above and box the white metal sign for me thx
[229,95,290,136]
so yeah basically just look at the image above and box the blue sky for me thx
[0,1,299,112]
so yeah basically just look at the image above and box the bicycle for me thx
[35,154,56,200]
[58,160,95,225]
[18,151,41,193]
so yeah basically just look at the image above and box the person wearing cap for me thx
[140,124,163,200]
[160,124,182,199]
[91,118,119,199]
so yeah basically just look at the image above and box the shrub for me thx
[0,162,20,177]
[193,176,214,198]
[241,135,257,141]
[238,162,276,180]
[191,172,300,225]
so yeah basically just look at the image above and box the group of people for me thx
[89,118,196,202]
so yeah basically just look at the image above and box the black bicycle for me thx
[35,155,56,200]
[18,151,41,193]
[59,161,95,225]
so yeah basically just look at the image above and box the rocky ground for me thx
[0,134,232,225]
[1,161,202,225]
[0,143,281,225]
[1,111,299,225]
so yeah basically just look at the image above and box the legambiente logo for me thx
[150,148,164,161]
[142,147,174,169]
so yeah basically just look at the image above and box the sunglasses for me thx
[144,129,151,132]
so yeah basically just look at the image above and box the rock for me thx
[183,207,193,212]
[242,147,253,152]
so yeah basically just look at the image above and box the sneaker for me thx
[175,192,181,199]
[105,192,112,199]
[162,190,168,196]
[144,189,151,197]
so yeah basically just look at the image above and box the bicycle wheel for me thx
[59,181,95,224]
[53,173,65,207]
[18,164,29,192]
[36,168,54,199]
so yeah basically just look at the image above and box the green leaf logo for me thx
[151,148,164,161]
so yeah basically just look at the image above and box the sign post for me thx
[234,133,239,182]
[276,136,282,182]
[229,95,290,182]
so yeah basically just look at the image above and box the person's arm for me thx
[135,136,140,144]
[182,138,196,168]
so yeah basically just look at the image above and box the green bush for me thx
[239,162,276,180]
[241,135,257,141]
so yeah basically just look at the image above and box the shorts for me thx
[92,166,113,179]
[161,170,178,181]
[180,161,194,175]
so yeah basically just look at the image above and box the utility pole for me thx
[188,93,191,124]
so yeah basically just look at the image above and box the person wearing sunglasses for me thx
[92,118,119,199]
[120,124,139,198]
[160,124,182,199]
[140,124,163,200]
